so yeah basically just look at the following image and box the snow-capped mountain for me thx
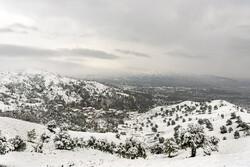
[0,69,151,130]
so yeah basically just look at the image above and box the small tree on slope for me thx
[203,136,220,155]
[27,129,36,142]
[179,123,219,157]
[164,138,179,157]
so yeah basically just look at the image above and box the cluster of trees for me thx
[220,112,250,139]
[150,123,219,157]
[45,120,146,159]
[0,131,26,155]
[53,129,147,159]
[198,118,213,131]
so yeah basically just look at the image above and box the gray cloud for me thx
[115,49,150,58]
[10,23,39,31]
[0,44,119,59]
[0,23,39,34]
[60,48,118,59]
[168,50,207,59]
[0,44,55,56]
[0,27,15,33]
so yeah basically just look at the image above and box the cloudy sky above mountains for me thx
[0,0,250,78]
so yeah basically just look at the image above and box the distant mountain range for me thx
[86,73,250,87]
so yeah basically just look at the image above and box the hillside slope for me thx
[0,69,152,130]
[119,100,250,145]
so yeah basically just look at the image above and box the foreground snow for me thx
[1,138,250,167]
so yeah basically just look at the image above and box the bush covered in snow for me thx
[116,137,147,159]
[0,132,27,155]
[0,132,10,155]
[150,143,164,154]
[94,139,116,154]
[203,136,220,155]
[86,136,116,154]
[9,135,26,152]
[73,137,86,148]
[54,130,74,150]
[85,136,147,159]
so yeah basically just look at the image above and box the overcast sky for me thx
[0,0,250,78]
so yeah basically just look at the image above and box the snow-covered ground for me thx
[1,137,250,167]
[0,100,250,167]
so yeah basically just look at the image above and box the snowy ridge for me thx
[0,69,142,131]
[0,69,126,109]
[120,100,250,143]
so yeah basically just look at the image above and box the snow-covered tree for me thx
[179,123,219,157]
[237,122,250,131]
[116,137,146,159]
[9,135,26,151]
[164,138,179,157]
[150,143,164,154]
[236,116,242,123]
[203,136,219,156]
[205,121,213,131]
[159,137,165,144]
[179,124,205,157]
[0,132,10,155]
[73,137,86,148]
[231,112,236,119]
[54,130,74,150]
[226,119,232,126]
[234,130,240,139]
[220,126,227,134]
[228,127,233,133]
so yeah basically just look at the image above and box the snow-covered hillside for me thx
[0,100,250,167]
[0,69,127,111]
[120,100,250,142]
[0,69,151,131]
